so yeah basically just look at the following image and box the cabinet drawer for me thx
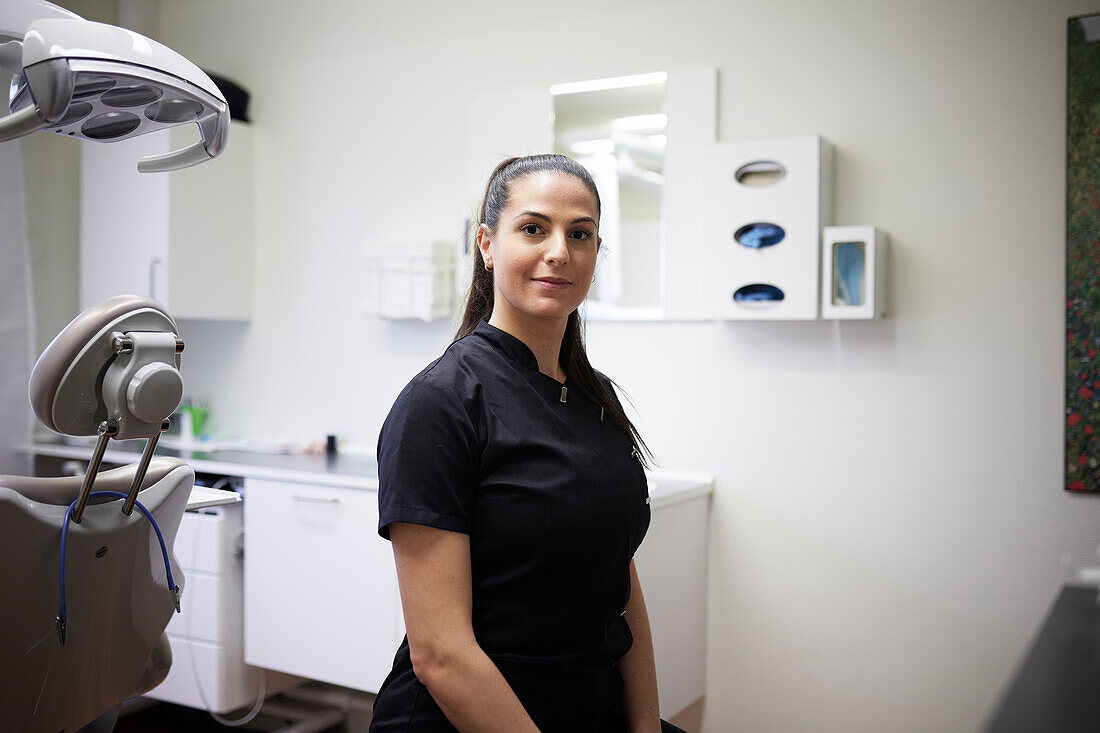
[149,635,269,715]
[243,479,398,693]
[174,505,241,575]
[167,572,228,644]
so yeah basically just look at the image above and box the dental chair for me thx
[0,295,194,732]
[0,0,232,727]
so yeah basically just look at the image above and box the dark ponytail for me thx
[454,154,655,469]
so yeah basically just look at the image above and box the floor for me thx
[669,696,704,732]
[113,691,702,732]
[113,693,369,733]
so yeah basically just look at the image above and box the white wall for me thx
[139,0,1100,730]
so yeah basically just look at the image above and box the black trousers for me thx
[371,641,692,732]
[604,695,689,732]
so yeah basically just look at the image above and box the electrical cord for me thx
[185,504,267,726]
[57,491,179,644]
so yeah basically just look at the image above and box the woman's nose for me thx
[545,232,569,264]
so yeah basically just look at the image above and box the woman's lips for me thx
[533,278,571,290]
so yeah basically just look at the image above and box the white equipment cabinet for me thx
[148,502,300,712]
[80,120,254,320]
[243,478,403,693]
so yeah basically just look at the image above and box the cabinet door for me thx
[79,121,253,320]
[80,134,170,310]
[243,478,398,692]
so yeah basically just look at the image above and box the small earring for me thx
[591,274,596,283]
[484,265,493,272]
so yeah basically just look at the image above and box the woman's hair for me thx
[454,154,655,468]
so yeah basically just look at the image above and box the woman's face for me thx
[477,171,601,325]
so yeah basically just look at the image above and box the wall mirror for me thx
[550,68,716,321]
[552,72,667,320]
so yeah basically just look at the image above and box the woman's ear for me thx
[476,224,493,270]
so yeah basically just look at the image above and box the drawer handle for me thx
[290,495,340,506]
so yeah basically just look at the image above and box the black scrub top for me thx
[370,319,651,732]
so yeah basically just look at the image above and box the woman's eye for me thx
[521,224,541,235]
[572,230,593,241]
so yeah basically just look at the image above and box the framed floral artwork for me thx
[1065,13,1100,492]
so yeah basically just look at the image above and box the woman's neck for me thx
[488,307,569,384]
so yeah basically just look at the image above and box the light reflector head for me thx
[2,18,229,171]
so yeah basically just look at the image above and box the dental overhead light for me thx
[0,0,229,172]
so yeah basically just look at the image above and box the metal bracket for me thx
[71,420,118,524]
[121,419,170,516]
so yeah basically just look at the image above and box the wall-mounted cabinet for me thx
[80,120,254,320]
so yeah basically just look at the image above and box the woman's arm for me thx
[616,559,662,733]
[388,521,540,732]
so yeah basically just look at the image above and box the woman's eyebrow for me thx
[514,211,551,222]
[512,211,597,227]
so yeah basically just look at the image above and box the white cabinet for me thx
[634,485,711,719]
[243,478,402,693]
[80,120,254,320]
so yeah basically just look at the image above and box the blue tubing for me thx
[59,490,178,626]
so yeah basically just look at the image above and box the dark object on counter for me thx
[326,434,337,456]
[983,584,1100,732]
[202,70,249,122]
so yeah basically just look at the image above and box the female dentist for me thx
[371,154,682,733]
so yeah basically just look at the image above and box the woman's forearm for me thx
[415,639,540,733]
[616,560,662,733]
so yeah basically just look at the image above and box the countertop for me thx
[983,584,1100,733]
[22,438,714,510]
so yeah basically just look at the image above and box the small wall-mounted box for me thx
[704,135,833,320]
[820,226,887,319]
[364,241,455,321]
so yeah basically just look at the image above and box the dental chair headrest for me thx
[29,294,183,440]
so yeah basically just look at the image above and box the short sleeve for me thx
[376,376,481,540]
